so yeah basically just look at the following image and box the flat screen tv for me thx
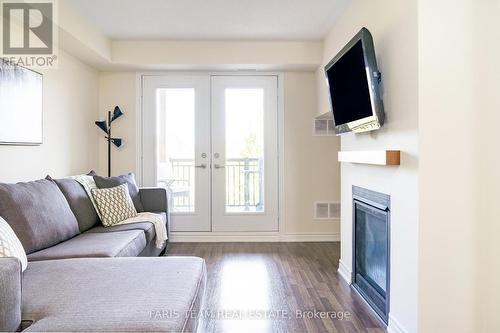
[324,28,384,135]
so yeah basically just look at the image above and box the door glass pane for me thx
[156,88,195,213]
[225,88,265,213]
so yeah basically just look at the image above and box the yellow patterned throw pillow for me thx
[91,184,138,226]
[0,216,28,271]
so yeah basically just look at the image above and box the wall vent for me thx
[314,201,340,220]
[313,119,336,136]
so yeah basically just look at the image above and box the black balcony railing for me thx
[168,158,263,212]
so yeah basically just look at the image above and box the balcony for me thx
[160,158,264,213]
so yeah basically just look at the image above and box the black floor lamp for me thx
[95,106,124,177]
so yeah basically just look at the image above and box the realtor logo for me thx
[1,0,58,68]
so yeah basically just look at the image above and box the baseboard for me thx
[169,232,339,242]
[170,232,280,242]
[387,314,408,333]
[337,259,352,285]
[281,232,340,242]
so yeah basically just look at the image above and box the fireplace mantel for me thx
[338,150,400,166]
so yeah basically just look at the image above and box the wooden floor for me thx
[166,242,385,333]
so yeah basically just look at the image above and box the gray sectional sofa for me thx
[0,177,206,332]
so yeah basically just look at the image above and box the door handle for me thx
[195,163,207,169]
[214,164,225,169]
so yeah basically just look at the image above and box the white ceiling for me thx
[69,0,349,41]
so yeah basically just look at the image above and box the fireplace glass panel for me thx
[355,202,388,296]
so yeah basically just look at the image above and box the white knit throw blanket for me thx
[116,212,168,249]
[72,175,168,249]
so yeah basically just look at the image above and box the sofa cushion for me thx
[88,212,165,244]
[86,212,168,257]
[27,230,146,261]
[22,257,206,332]
[87,222,155,245]
[94,173,144,212]
[49,177,99,232]
[0,179,80,254]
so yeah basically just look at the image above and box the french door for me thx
[142,74,279,232]
[143,75,211,231]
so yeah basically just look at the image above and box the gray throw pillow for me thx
[48,176,99,232]
[93,173,144,212]
[0,179,80,254]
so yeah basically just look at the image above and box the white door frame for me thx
[137,71,285,236]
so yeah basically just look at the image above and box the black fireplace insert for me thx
[352,186,390,324]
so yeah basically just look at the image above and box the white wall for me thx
[98,72,138,176]
[111,41,323,71]
[419,0,500,332]
[320,0,419,332]
[58,0,112,68]
[477,1,500,331]
[0,51,99,182]
[418,0,479,332]
[284,72,340,233]
[98,71,340,234]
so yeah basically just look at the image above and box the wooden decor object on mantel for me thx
[338,150,401,166]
